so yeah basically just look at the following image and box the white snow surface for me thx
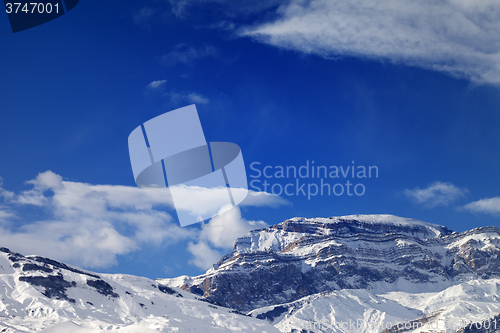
[160,214,454,290]
[233,214,448,255]
[159,215,500,333]
[250,278,500,333]
[0,250,279,333]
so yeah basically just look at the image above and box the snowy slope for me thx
[249,278,500,333]
[0,248,279,333]
[231,214,450,256]
[2,214,499,333]
[249,288,422,333]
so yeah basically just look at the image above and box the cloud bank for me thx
[0,171,190,268]
[0,171,286,270]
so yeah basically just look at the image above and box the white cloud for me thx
[187,241,222,270]
[239,0,500,84]
[240,190,290,208]
[179,187,287,269]
[15,172,62,206]
[186,92,210,104]
[0,179,14,200]
[0,171,286,271]
[161,44,219,66]
[166,184,288,224]
[28,170,64,189]
[0,209,14,224]
[133,6,157,27]
[187,205,269,269]
[15,188,48,206]
[463,197,500,215]
[165,91,210,105]
[147,80,167,89]
[168,185,237,217]
[10,220,138,268]
[200,205,268,249]
[0,171,193,268]
[404,181,468,208]
[0,177,15,224]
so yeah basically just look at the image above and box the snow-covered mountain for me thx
[2,214,500,333]
[160,214,500,332]
[0,247,279,332]
[249,278,500,333]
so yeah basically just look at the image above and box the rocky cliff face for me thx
[160,215,500,313]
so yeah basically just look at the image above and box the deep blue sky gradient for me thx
[1,0,499,278]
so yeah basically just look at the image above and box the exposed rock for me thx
[160,215,500,312]
[86,279,119,298]
[19,274,76,303]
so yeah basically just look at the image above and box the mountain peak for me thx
[162,215,498,313]
[0,247,280,332]
[278,214,450,237]
[231,214,451,257]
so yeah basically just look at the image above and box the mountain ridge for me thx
[159,214,500,313]
[0,246,279,332]
[1,214,499,332]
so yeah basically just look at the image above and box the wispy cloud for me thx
[166,0,189,18]
[241,191,289,208]
[186,92,209,104]
[238,0,500,85]
[0,210,14,222]
[404,181,468,208]
[133,6,157,28]
[161,44,219,66]
[166,0,284,19]
[0,177,14,200]
[165,91,210,104]
[463,197,500,215]
[147,79,167,89]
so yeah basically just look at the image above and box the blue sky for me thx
[1,0,499,279]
